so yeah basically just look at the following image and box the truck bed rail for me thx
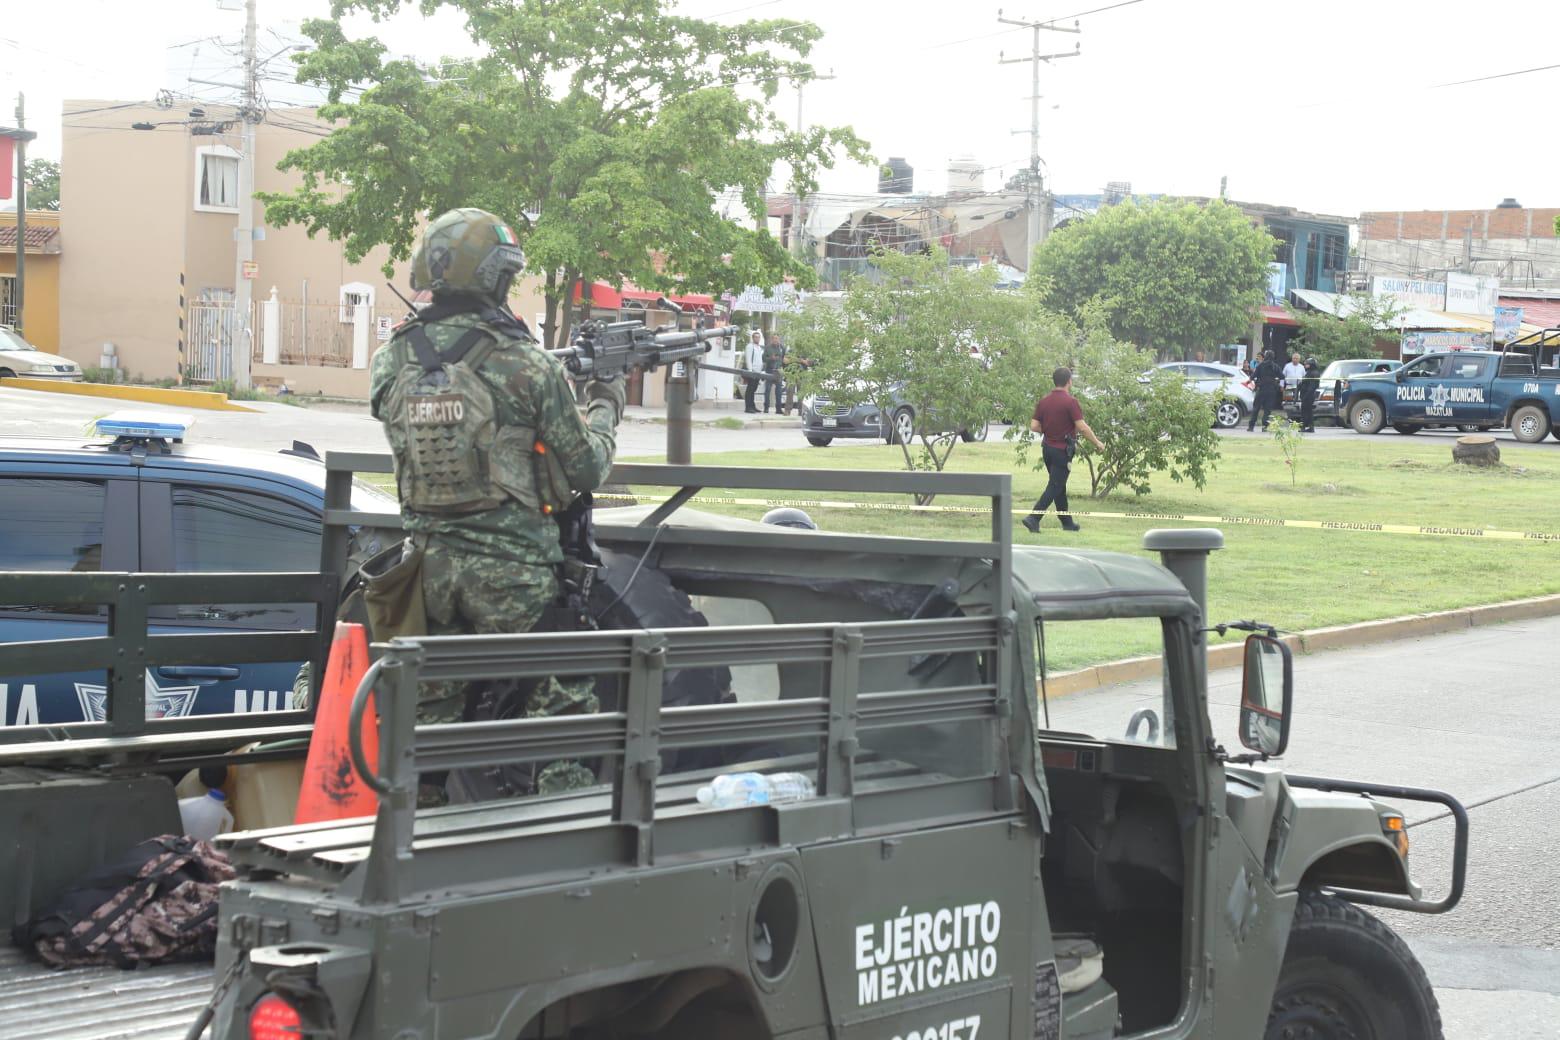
[251,457,1027,905]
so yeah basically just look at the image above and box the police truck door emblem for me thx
[1429,383,1450,409]
[74,674,202,722]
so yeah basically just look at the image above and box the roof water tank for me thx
[879,157,913,194]
[947,158,984,194]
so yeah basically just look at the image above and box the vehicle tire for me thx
[805,435,833,447]
[1510,404,1551,444]
[1214,400,1245,429]
[0,368,14,379]
[889,407,916,445]
[1265,890,1442,1040]
[1391,423,1419,435]
[960,421,990,443]
[1552,428,1560,443]
[1348,398,1386,435]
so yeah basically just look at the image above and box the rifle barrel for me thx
[651,324,740,348]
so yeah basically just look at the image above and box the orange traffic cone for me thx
[295,622,379,824]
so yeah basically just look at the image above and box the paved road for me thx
[0,385,852,458]
[1057,616,1560,1037]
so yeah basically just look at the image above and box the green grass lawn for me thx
[611,435,1560,670]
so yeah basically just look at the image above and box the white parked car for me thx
[0,327,83,381]
[1151,361,1254,429]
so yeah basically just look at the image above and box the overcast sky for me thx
[4,0,1558,217]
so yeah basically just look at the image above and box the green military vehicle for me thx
[1,458,1467,1040]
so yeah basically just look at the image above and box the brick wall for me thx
[1361,208,1560,241]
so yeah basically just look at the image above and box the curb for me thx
[1043,592,1560,696]
[0,378,259,413]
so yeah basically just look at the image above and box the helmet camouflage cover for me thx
[410,208,526,302]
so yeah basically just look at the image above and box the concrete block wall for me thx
[1358,207,1560,288]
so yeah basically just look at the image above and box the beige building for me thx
[59,101,542,396]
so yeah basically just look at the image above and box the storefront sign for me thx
[1492,306,1524,343]
[1372,276,1445,312]
[1400,330,1491,355]
[1266,263,1287,305]
[1444,272,1499,316]
[730,284,801,314]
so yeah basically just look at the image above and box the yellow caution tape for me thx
[595,493,1560,544]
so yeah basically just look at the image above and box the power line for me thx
[929,0,1146,51]
[694,0,787,17]
[1431,62,1560,89]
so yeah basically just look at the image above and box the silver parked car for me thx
[0,327,83,381]
[1152,361,1254,429]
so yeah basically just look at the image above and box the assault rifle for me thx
[549,320,738,380]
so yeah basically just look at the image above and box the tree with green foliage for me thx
[1284,292,1402,367]
[24,159,59,211]
[783,248,1052,501]
[1030,199,1275,361]
[261,0,869,348]
[1014,315,1222,498]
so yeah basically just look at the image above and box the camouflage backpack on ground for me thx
[15,835,236,968]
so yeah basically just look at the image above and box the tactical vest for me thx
[382,321,544,516]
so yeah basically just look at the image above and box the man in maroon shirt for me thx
[1023,367,1105,534]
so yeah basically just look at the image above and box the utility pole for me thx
[232,0,260,389]
[790,69,834,258]
[998,11,1078,262]
[7,95,36,334]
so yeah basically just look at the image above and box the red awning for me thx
[1260,305,1298,326]
[570,283,714,312]
[668,293,715,311]
[572,282,624,309]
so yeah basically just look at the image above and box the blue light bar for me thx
[95,411,194,441]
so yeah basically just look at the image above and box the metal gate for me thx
[187,300,247,384]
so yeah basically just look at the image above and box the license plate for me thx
[822,418,838,428]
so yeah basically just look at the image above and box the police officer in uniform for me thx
[369,208,625,797]
[1298,356,1321,432]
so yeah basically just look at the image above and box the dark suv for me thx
[0,434,394,727]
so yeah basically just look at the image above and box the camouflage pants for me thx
[421,547,599,795]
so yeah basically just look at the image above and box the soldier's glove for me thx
[585,377,627,424]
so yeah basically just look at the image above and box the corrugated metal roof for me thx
[1290,289,1485,330]
[1500,297,1560,329]
[0,945,211,1040]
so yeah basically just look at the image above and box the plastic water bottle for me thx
[695,772,815,809]
[179,789,234,841]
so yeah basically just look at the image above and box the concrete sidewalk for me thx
[623,399,799,428]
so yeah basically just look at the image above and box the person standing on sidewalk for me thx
[761,334,784,413]
[1022,367,1104,534]
[1247,350,1283,432]
[1298,356,1321,432]
[742,331,764,413]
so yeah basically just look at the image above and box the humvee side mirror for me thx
[1239,634,1292,757]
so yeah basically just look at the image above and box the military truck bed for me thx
[0,944,210,1040]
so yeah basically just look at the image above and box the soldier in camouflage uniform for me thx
[369,208,625,797]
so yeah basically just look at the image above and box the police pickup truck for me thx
[1337,348,1560,442]
[0,413,395,729]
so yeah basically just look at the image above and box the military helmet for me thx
[762,507,818,531]
[410,208,526,302]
